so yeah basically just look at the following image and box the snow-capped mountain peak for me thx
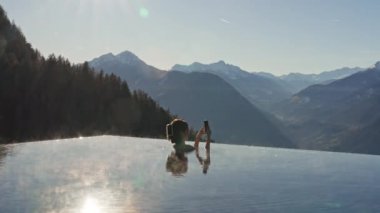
[90,50,145,67]
[116,50,141,63]
[88,52,115,67]
[171,60,248,79]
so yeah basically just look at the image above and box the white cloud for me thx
[219,18,231,24]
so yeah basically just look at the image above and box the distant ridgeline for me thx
[273,64,380,155]
[0,6,172,143]
[89,53,294,148]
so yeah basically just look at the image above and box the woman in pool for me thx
[166,119,211,152]
[165,119,211,176]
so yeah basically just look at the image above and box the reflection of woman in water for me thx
[196,146,211,174]
[166,119,212,176]
[166,151,188,176]
[195,126,212,174]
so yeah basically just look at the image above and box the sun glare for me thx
[81,196,101,213]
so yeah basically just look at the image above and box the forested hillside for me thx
[0,6,172,143]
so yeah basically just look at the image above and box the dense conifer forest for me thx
[0,6,172,143]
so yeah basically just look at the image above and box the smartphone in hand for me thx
[204,120,210,135]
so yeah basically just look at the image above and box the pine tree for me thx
[0,5,172,143]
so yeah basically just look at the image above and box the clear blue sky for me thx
[1,0,380,74]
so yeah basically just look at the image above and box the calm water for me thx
[0,136,379,212]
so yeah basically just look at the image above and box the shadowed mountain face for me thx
[152,71,293,147]
[172,61,292,110]
[90,54,293,148]
[274,65,380,154]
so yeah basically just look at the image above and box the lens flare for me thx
[139,7,149,18]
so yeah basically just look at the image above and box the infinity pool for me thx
[0,136,379,212]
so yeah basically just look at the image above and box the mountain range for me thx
[172,61,291,109]
[1,2,378,154]
[90,50,379,154]
[273,63,380,154]
[172,61,364,110]
[257,67,364,93]
[90,52,294,147]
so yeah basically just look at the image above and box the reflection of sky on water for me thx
[0,137,165,212]
[0,136,379,212]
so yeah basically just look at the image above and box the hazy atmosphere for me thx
[1,1,380,211]
[1,0,380,74]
